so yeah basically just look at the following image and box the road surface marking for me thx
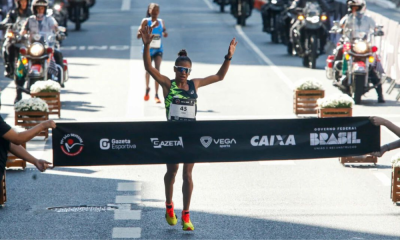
[116,195,142,204]
[112,227,141,238]
[373,172,391,186]
[121,0,130,11]
[203,0,215,10]
[118,182,142,191]
[126,26,145,119]
[235,26,294,90]
[114,210,141,220]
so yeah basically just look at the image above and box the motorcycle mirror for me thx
[58,26,67,33]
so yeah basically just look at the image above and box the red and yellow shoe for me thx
[181,211,194,231]
[165,202,177,226]
[144,88,150,101]
[155,94,161,104]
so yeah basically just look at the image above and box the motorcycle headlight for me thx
[306,16,320,23]
[271,0,277,4]
[30,43,45,56]
[353,42,369,54]
[54,4,62,11]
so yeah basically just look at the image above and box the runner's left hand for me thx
[227,38,238,58]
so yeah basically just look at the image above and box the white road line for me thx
[114,210,141,220]
[121,0,131,11]
[235,26,294,90]
[112,227,141,239]
[259,160,296,165]
[126,26,145,119]
[116,195,142,204]
[203,0,215,10]
[373,172,391,186]
[118,182,142,191]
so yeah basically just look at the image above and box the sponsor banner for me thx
[52,117,380,167]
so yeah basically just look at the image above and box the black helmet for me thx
[15,0,30,9]
[31,0,48,15]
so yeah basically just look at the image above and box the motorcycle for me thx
[261,0,289,43]
[325,21,344,81]
[230,0,253,26]
[18,28,69,92]
[327,23,384,104]
[47,0,69,36]
[1,17,29,79]
[67,0,89,31]
[213,0,231,13]
[290,2,328,69]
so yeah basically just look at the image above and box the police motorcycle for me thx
[18,28,68,92]
[289,2,328,69]
[213,0,231,12]
[1,17,28,78]
[47,0,68,35]
[328,23,383,104]
[67,0,89,31]
[261,0,289,43]
[230,0,254,26]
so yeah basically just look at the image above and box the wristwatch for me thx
[224,55,232,61]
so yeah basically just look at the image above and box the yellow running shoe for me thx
[181,211,194,231]
[165,202,177,226]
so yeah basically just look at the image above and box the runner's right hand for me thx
[140,26,154,45]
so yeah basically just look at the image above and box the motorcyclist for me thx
[0,0,32,79]
[19,0,64,100]
[261,0,292,33]
[340,0,385,103]
[288,0,331,54]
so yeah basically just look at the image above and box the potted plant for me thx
[293,78,324,115]
[14,98,49,138]
[30,80,61,118]
[317,94,354,118]
[391,154,400,204]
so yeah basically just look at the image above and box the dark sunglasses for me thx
[174,66,191,74]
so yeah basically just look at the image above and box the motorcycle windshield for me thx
[345,16,374,41]
[304,2,321,16]
[31,31,56,47]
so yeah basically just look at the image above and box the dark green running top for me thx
[165,80,198,121]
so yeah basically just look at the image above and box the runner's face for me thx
[150,6,159,18]
[20,0,28,10]
[174,61,191,81]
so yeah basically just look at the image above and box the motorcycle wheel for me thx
[302,56,309,67]
[237,15,246,26]
[220,2,225,12]
[287,42,293,55]
[352,74,365,104]
[75,5,81,31]
[271,31,279,43]
[309,35,317,69]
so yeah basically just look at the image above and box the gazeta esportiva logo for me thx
[60,133,84,156]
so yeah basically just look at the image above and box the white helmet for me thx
[31,0,48,16]
[348,0,366,15]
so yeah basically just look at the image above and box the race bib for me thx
[150,34,161,49]
[169,98,196,121]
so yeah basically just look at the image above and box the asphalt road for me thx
[0,0,400,239]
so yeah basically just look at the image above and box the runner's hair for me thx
[146,3,160,17]
[175,49,192,66]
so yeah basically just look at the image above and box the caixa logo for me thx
[251,135,296,146]
[151,137,184,148]
[310,132,360,146]
[60,133,84,156]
